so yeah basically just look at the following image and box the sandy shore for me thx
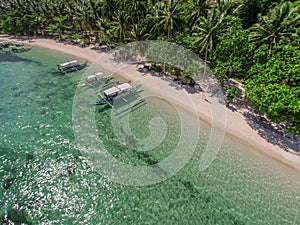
[1,35,299,172]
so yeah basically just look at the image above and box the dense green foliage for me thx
[210,17,254,81]
[246,38,300,134]
[0,0,299,134]
[226,86,238,107]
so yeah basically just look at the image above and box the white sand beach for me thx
[1,35,299,172]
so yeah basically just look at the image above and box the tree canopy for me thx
[246,39,300,134]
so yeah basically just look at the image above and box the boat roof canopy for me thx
[117,83,132,91]
[59,60,78,67]
[103,83,132,96]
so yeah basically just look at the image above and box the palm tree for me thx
[109,10,130,42]
[99,0,117,20]
[192,0,234,62]
[123,0,147,24]
[71,1,96,34]
[192,0,242,88]
[187,0,209,28]
[129,24,148,41]
[96,17,113,45]
[249,1,300,55]
[148,0,184,38]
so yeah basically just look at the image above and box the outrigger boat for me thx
[0,41,30,53]
[78,72,106,87]
[0,41,11,49]
[1,45,31,53]
[0,41,24,49]
[94,80,145,115]
[55,60,88,74]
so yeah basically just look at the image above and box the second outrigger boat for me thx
[94,81,145,115]
[55,60,88,74]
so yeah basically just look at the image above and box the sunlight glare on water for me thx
[0,47,300,224]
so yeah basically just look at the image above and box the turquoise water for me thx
[1,47,300,224]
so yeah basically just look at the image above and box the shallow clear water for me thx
[0,47,300,224]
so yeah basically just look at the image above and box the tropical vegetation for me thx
[0,0,299,134]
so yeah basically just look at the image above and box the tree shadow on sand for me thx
[136,66,200,94]
[230,93,300,154]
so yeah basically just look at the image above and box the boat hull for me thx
[94,99,108,106]
[54,61,88,74]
